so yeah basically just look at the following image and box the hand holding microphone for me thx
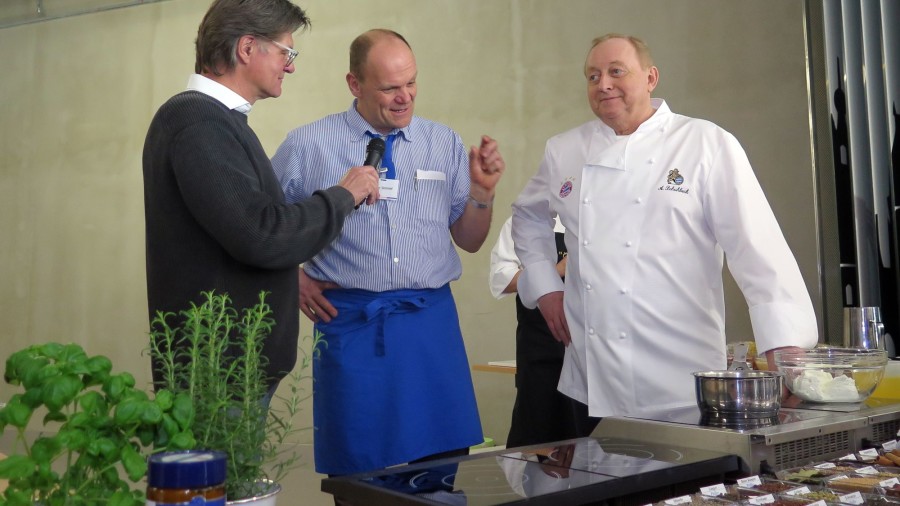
[339,137,383,207]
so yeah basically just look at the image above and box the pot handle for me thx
[869,319,885,351]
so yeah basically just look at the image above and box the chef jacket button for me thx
[582,197,591,204]
[589,328,595,335]
[625,241,633,247]
[583,239,589,246]
[648,158,655,164]
[620,288,628,294]
[635,197,643,204]
[585,284,592,290]
[393,257,400,263]
[619,332,627,339]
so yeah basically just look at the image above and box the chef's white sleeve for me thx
[511,149,565,309]
[705,131,819,353]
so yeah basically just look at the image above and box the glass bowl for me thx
[773,348,888,403]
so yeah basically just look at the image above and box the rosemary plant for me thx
[148,291,319,501]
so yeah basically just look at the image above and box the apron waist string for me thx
[319,285,451,357]
[363,296,429,356]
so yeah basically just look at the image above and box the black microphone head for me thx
[364,137,386,168]
[366,137,385,156]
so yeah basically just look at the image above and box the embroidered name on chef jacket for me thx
[659,168,690,194]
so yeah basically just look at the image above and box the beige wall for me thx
[0,0,819,447]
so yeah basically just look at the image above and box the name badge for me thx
[379,178,399,200]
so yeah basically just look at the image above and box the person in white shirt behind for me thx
[511,33,818,435]
[489,216,578,448]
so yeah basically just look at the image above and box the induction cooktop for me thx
[322,436,742,506]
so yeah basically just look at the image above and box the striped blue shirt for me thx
[271,101,471,291]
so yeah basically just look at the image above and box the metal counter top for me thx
[593,400,900,474]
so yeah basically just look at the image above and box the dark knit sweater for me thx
[142,91,354,384]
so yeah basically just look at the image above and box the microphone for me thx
[355,137,386,209]
[364,137,386,170]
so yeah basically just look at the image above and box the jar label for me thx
[147,499,226,506]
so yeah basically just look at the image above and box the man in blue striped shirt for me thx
[271,28,505,479]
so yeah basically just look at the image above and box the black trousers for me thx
[507,296,592,447]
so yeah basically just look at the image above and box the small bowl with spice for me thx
[736,477,808,496]
[776,461,882,485]
[877,482,900,499]
[773,347,888,403]
[876,449,900,468]
[824,474,887,494]
[652,493,738,506]
[779,486,854,504]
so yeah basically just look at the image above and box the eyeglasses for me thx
[258,36,299,67]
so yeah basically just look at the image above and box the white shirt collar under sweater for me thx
[186,74,252,115]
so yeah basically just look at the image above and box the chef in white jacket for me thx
[511,33,818,433]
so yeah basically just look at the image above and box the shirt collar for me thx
[345,99,412,142]
[586,99,672,169]
[640,98,669,130]
[186,74,253,115]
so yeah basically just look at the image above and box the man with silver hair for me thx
[142,0,379,394]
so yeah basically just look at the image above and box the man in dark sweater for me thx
[142,0,379,391]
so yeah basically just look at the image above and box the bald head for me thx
[587,33,654,70]
[349,29,412,81]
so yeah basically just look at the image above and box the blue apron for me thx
[312,284,483,475]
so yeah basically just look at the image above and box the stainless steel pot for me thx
[692,370,784,416]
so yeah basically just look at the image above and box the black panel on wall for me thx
[884,0,900,356]
[817,0,899,352]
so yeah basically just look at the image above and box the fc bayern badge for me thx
[559,180,573,198]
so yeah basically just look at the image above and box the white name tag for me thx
[379,178,399,200]
[415,169,446,181]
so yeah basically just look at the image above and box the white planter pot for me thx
[226,480,281,506]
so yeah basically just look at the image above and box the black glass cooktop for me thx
[322,436,742,505]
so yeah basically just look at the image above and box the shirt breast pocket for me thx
[414,170,450,225]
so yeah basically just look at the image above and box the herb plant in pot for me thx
[148,291,318,505]
[0,342,195,506]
